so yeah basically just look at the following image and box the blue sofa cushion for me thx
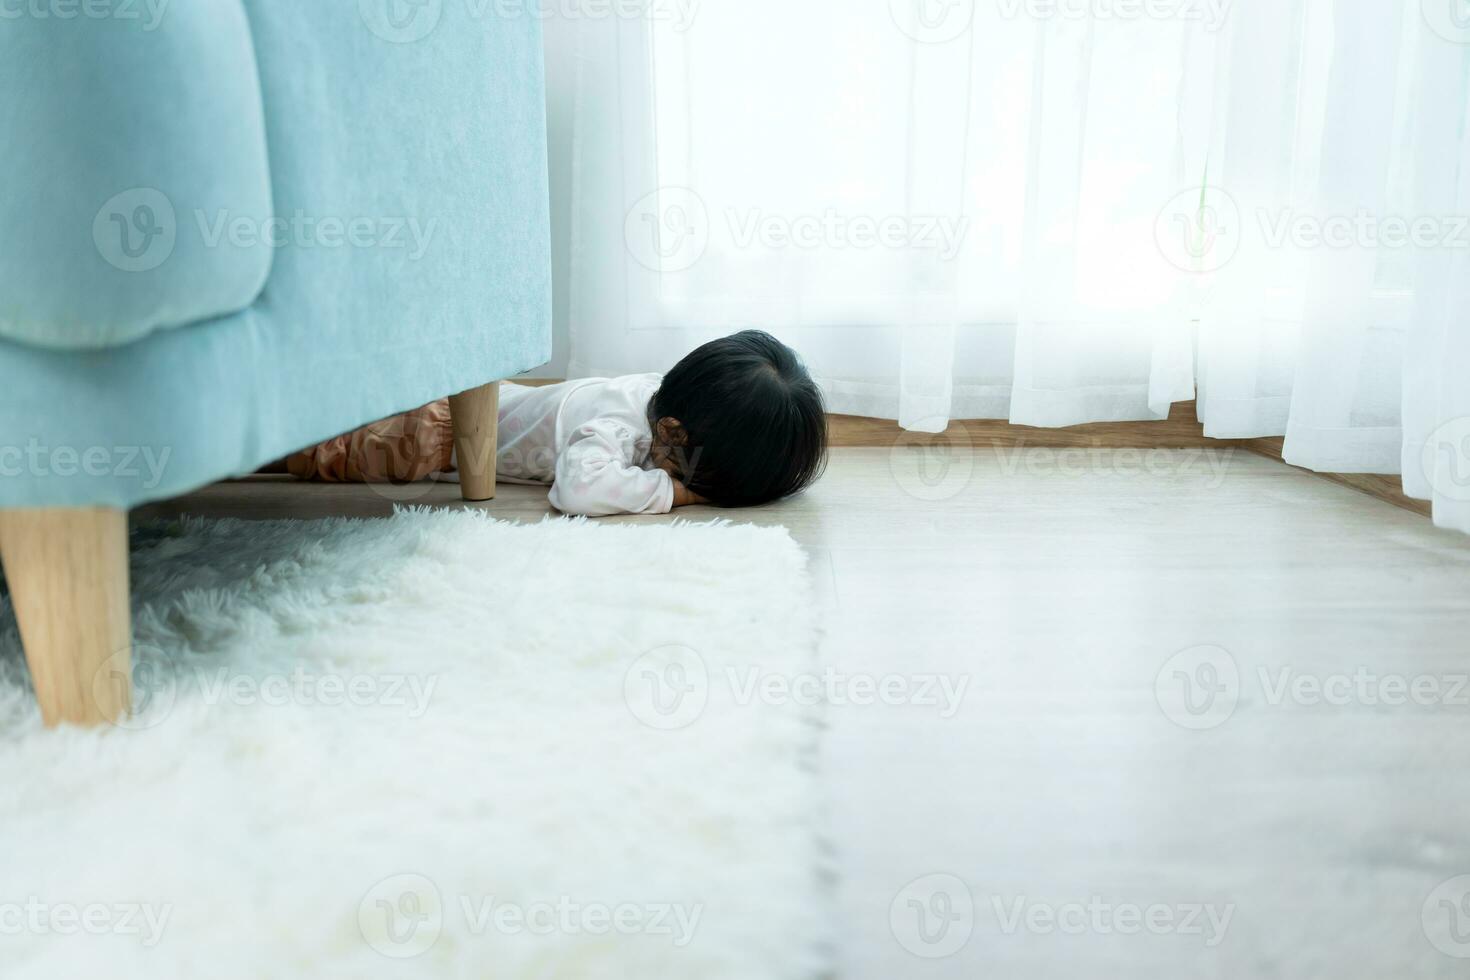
[0,0,552,509]
[0,0,274,351]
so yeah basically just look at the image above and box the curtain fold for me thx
[1281,0,1411,474]
[1404,29,1470,534]
[557,0,1470,529]
[1195,0,1309,440]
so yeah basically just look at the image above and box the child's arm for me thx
[671,480,706,508]
[549,419,676,517]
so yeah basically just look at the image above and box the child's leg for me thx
[285,400,455,483]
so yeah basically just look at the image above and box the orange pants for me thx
[286,400,456,483]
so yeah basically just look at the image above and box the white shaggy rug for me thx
[0,511,829,979]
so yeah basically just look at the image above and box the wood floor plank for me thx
[138,448,1470,979]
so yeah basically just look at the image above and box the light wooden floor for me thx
[140,448,1470,978]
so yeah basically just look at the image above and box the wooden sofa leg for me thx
[449,381,501,502]
[0,508,131,727]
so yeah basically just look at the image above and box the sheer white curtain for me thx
[1199,0,1470,530]
[558,0,1470,530]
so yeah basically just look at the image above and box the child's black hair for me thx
[650,330,828,508]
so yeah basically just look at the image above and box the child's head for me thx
[649,330,828,508]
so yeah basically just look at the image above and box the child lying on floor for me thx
[284,330,828,517]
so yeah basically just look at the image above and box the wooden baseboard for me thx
[1240,437,1431,518]
[828,400,1227,449]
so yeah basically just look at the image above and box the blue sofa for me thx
[0,0,552,725]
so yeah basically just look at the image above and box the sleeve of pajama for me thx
[548,418,675,517]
